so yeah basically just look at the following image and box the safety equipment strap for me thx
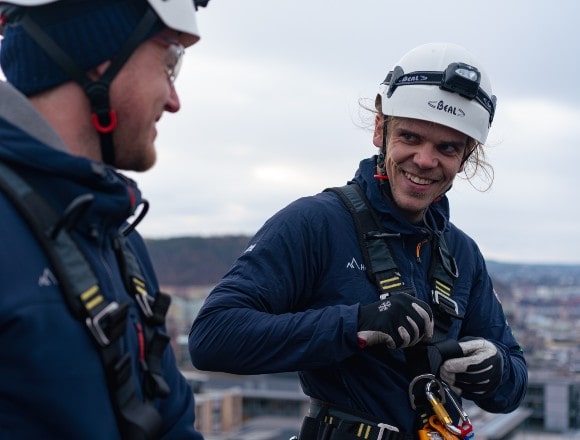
[0,161,171,440]
[327,183,410,296]
[12,6,159,164]
[325,184,463,371]
[326,183,467,431]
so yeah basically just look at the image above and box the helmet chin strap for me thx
[374,115,389,181]
[16,7,158,165]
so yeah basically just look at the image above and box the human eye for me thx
[399,131,418,144]
[438,143,463,156]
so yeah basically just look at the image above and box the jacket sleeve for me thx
[189,198,361,374]
[459,246,528,414]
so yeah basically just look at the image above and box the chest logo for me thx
[346,258,365,271]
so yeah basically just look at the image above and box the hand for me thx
[439,337,504,400]
[357,294,433,349]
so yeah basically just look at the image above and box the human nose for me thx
[413,144,438,169]
[165,84,181,113]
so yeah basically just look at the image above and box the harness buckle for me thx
[432,290,462,318]
[135,291,154,319]
[376,422,399,440]
[85,301,123,347]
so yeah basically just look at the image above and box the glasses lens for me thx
[165,43,184,83]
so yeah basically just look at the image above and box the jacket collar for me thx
[0,81,143,233]
[0,81,68,153]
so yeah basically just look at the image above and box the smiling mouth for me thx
[402,170,437,185]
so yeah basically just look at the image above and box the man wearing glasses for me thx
[0,0,208,438]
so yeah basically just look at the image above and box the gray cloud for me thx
[3,0,579,264]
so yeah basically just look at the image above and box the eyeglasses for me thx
[164,42,184,83]
[153,36,185,84]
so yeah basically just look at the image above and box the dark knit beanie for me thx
[0,0,164,96]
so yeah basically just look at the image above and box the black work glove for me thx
[439,336,504,400]
[357,294,433,349]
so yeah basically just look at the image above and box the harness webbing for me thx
[325,183,468,434]
[0,161,170,439]
[325,184,463,367]
[327,183,412,297]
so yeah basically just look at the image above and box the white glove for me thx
[439,337,504,400]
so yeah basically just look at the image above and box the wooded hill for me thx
[145,235,251,286]
[145,235,580,289]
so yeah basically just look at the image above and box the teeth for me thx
[404,171,433,185]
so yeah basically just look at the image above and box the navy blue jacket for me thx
[189,155,527,432]
[0,82,201,439]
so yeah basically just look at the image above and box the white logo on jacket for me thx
[346,258,365,271]
[243,244,256,254]
[38,267,58,287]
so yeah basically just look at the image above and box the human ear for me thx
[373,114,384,148]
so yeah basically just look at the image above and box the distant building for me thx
[523,370,580,433]
[184,369,535,440]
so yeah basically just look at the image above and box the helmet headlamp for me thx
[383,62,496,124]
[441,62,480,99]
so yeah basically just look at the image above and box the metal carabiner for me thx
[440,381,470,425]
[440,382,474,439]
[409,373,445,410]
[425,380,462,437]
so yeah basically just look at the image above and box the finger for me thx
[398,326,411,347]
[440,358,470,374]
[405,315,420,344]
[412,303,434,339]
[459,338,487,355]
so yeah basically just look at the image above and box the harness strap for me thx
[428,235,461,333]
[0,161,164,439]
[325,183,460,325]
[114,233,172,398]
[299,400,416,440]
[325,184,413,297]
[324,183,464,414]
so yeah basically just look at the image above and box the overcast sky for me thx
[3,1,580,265]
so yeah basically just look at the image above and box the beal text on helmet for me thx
[428,100,465,117]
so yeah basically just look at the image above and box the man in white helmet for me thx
[189,43,528,439]
[0,0,209,438]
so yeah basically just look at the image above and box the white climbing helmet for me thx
[378,42,496,144]
[0,0,203,46]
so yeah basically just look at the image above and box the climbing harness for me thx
[324,183,472,439]
[324,183,461,323]
[325,183,463,374]
[0,161,171,440]
[298,398,415,440]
